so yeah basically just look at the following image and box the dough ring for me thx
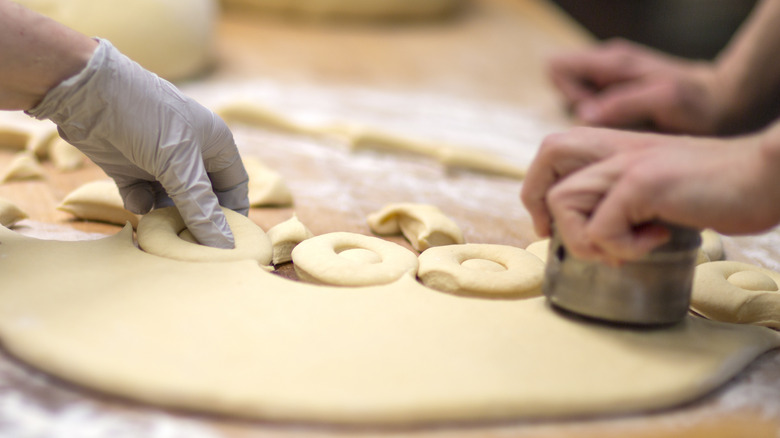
[291,232,418,286]
[692,261,780,328]
[137,206,272,265]
[417,243,545,298]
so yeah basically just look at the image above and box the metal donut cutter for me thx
[543,224,702,326]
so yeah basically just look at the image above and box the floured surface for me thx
[0,225,778,425]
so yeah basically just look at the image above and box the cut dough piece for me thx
[0,152,45,183]
[0,198,28,227]
[0,124,30,150]
[49,137,86,171]
[0,226,777,424]
[58,180,140,228]
[137,206,271,265]
[292,231,418,286]
[526,238,549,263]
[266,214,314,265]
[367,203,464,251]
[16,0,217,80]
[244,157,294,207]
[217,102,312,135]
[417,243,544,298]
[692,261,780,328]
[220,0,463,21]
[328,124,443,157]
[437,147,526,179]
[701,229,724,261]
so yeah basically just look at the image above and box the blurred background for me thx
[552,0,759,59]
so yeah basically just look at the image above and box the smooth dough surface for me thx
[0,198,27,227]
[0,152,44,183]
[292,231,419,286]
[417,243,544,298]
[243,156,294,207]
[266,214,314,265]
[0,225,777,424]
[57,180,140,228]
[367,203,464,251]
[137,206,271,265]
[692,261,780,328]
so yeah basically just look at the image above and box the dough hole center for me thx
[461,258,506,272]
[727,270,779,292]
[337,247,382,264]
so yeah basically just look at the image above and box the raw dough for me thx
[0,197,27,227]
[220,0,463,21]
[0,123,29,150]
[15,0,217,80]
[367,203,464,251]
[49,137,86,171]
[701,229,725,261]
[692,261,780,328]
[244,156,294,207]
[0,225,777,424]
[0,152,44,183]
[57,180,140,228]
[137,206,271,265]
[217,102,313,135]
[291,231,418,286]
[526,238,549,263]
[437,147,526,179]
[266,214,314,265]
[417,243,545,298]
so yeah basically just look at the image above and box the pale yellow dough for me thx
[266,214,314,265]
[57,180,140,228]
[0,225,777,424]
[0,198,27,227]
[292,231,418,286]
[692,261,780,328]
[137,206,271,265]
[0,152,44,183]
[244,156,294,207]
[526,238,550,263]
[49,137,86,171]
[367,203,464,251]
[417,243,544,298]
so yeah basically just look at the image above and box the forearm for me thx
[714,0,780,125]
[0,0,96,111]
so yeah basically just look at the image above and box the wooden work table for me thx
[0,0,779,436]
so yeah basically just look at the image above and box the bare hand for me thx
[548,39,731,135]
[521,126,780,262]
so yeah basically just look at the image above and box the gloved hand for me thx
[27,39,248,248]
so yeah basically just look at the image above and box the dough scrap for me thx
[701,229,725,261]
[367,203,464,251]
[292,231,418,286]
[137,206,271,265]
[57,180,140,228]
[0,152,45,183]
[220,0,463,21]
[244,156,294,207]
[266,214,314,265]
[217,102,313,136]
[49,137,86,171]
[437,147,526,179]
[16,0,217,80]
[692,261,780,328]
[0,198,28,227]
[0,226,777,424]
[417,243,544,298]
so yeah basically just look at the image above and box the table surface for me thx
[1,0,780,436]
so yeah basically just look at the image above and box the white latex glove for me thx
[27,39,248,248]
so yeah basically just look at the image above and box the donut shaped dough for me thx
[16,0,217,81]
[417,244,545,298]
[692,261,780,328]
[367,203,464,252]
[291,232,418,286]
[57,180,140,228]
[137,206,271,265]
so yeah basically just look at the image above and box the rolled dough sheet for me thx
[0,225,777,425]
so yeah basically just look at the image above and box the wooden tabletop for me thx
[0,0,779,436]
